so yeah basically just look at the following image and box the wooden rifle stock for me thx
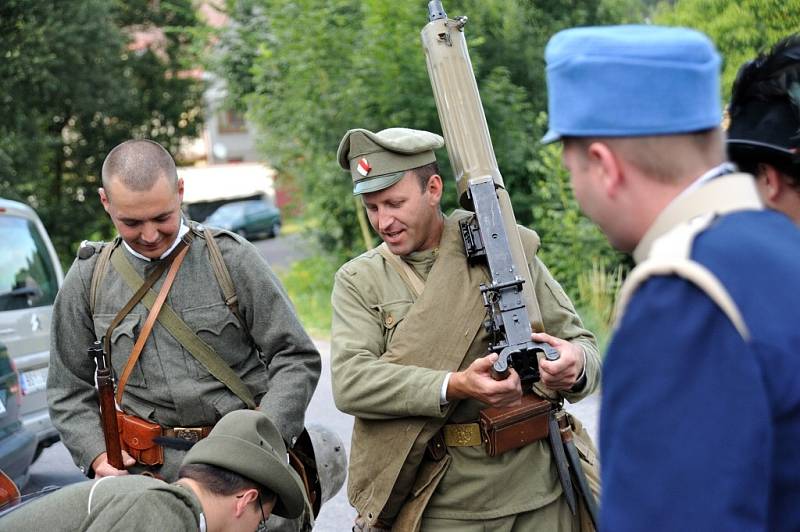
[88,341,124,470]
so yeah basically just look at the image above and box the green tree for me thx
[654,0,800,101]
[0,0,206,260]
[218,0,641,267]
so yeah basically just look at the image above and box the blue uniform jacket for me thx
[601,210,800,532]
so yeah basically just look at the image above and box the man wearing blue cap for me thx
[543,25,800,531]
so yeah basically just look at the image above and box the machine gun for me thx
[421,1,558,386]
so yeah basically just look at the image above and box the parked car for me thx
[203,198,282,240]
[0,340,36,489]
[0,198,64,462]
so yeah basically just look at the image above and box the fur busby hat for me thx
[727,34,800,175]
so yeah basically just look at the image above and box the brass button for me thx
[385,314,394,326]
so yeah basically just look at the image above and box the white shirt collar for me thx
[122,220,190,261]
[675,162,737,200]
[198,512,206,532]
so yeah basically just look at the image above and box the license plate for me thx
[20,367,48,395]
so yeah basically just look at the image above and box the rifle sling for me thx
[109,242,257,410]
[116,242,189,405]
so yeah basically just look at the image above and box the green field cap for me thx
[337,128,444,195]
[182,410,306,519]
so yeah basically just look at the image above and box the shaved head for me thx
[101,139,178,197]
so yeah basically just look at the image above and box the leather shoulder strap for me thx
[116,243,189,404]
[110,248,257,409]
[376,243,425,298]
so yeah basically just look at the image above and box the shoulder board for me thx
[76,240,107,260]
[189,223,243,243]
[339,247,382,276]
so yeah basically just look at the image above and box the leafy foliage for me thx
[0,0,206,261]
[654,0,800,102]
[216,0,641,300]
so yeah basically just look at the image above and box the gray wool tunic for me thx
[47,224,321,480]
[0,475,203,531]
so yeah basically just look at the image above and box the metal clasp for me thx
[174,427,203,443]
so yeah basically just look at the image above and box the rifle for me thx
[421,1,558,385]
[88,340,124,470]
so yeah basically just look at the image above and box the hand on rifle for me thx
[447,353,522,407]
[532,333,585,391]
[91,450,136,478]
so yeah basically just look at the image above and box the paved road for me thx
[19,232,600,531]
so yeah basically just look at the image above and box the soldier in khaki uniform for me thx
[0,410,307,531]
[47,140,320,499]
[331,128,600,531]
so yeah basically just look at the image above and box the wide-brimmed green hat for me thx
[337,127,444,195]
[181,410,306,519]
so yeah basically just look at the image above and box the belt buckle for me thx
[174,427,202,443]
[443,423,482,447]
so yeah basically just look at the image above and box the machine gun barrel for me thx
[421,2,558,381]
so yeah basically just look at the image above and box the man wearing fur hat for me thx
[727,33,800,223]
[331,127,600,531]
[0,410,308,531]
[542,25,800,531]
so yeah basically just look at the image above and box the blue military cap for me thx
[542,25,722,143]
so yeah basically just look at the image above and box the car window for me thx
[0,215,59,311]
[207,202,246,222]
[245,201,263,215]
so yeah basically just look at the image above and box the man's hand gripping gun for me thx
[421,0,558,386]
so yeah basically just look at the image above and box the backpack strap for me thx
[89,237,121,315]
[203,228,247,328]
[376,243,425,298]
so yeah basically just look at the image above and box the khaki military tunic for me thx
[47,224,321,480]
[331,212,600,524]
[0,476,202,531]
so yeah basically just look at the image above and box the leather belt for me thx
[162,426,213,443]
[442,422,483,447]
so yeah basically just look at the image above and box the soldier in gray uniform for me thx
[331,128,600,531]
[0,410,308,531]
[47,139,320,487]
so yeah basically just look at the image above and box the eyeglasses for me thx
[236,491,268,529]
[257,492,267,527]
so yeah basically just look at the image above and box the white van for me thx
[0,198,64,460]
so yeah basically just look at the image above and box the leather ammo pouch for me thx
[479,393,554,457]
[116,411,164,466]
